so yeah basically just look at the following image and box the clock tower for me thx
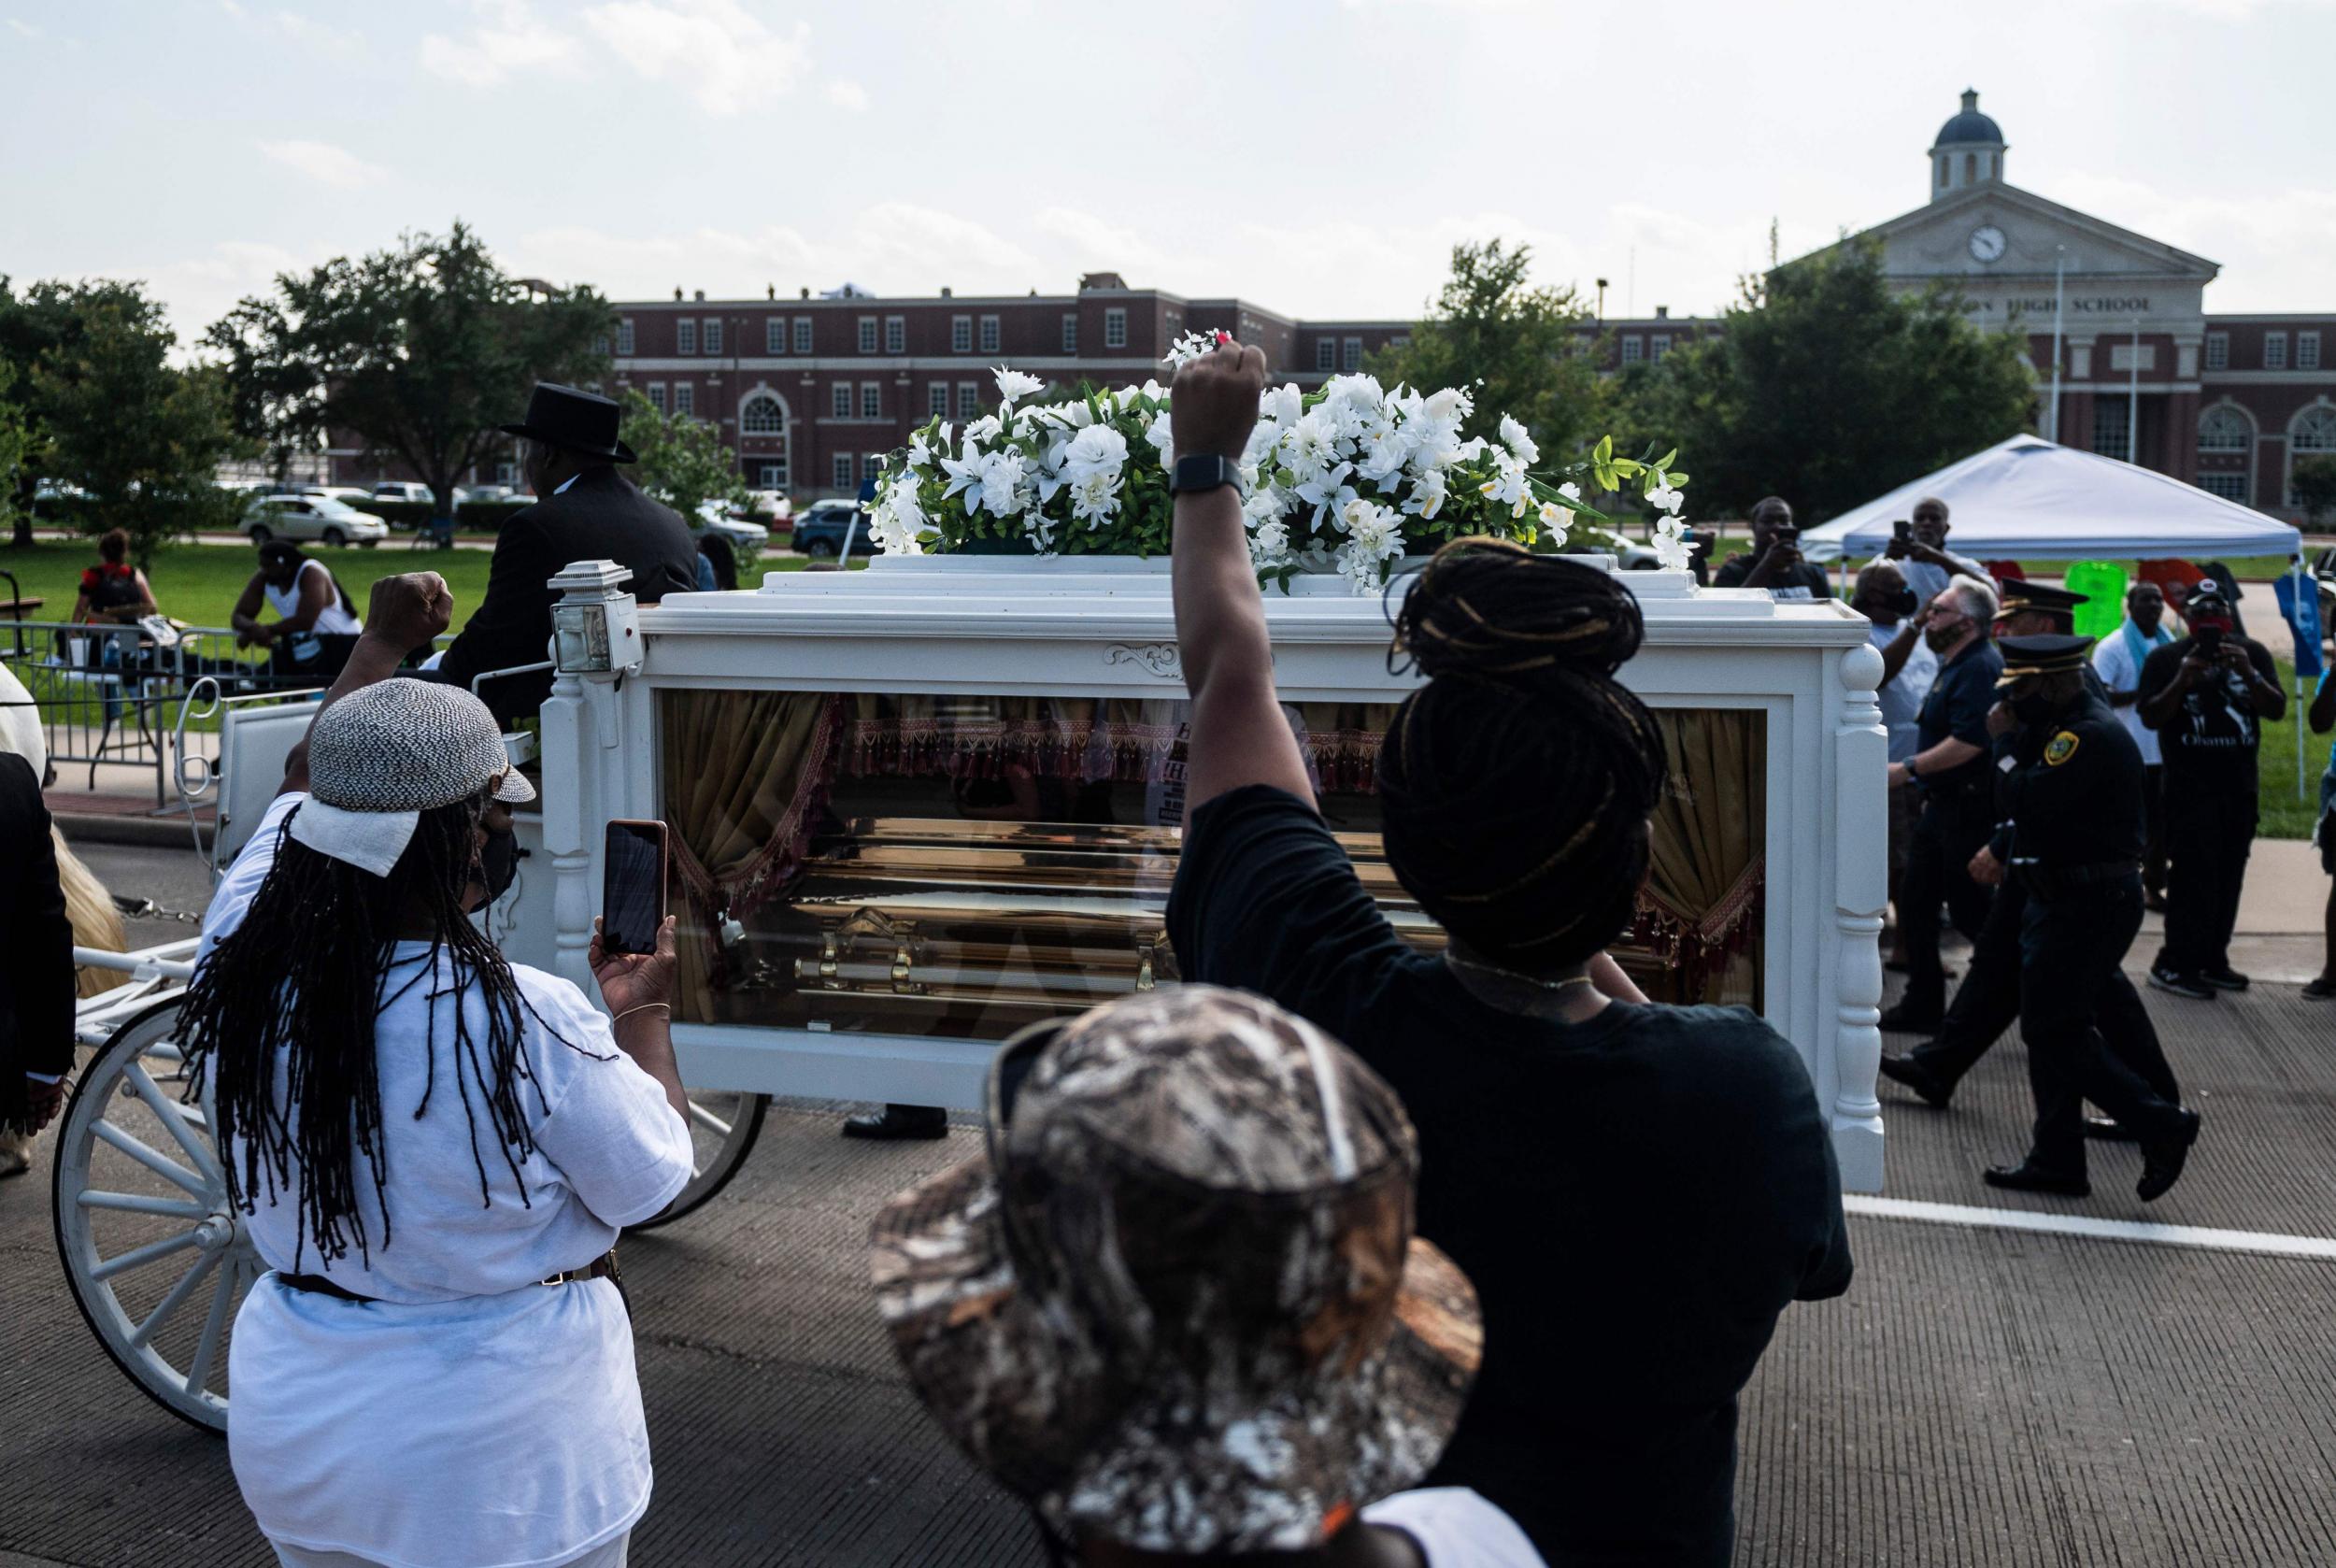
[1928,88,2006,203]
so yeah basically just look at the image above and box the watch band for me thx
[1171,454,1241,496]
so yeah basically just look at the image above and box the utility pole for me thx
[1595,278,1608,323]
[2047,247,2067,444]
[2128,313,2142,464]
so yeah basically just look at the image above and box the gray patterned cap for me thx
[287,679,534,877]
[870,986,1482,1555]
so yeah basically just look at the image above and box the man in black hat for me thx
[1980,634,2199,1201]
[2136,578,2285,1000]
[434,383,700,727]
[1882,582,2179,1135]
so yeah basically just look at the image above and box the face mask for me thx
[1924,617,1964,651]
[2011,691,2059,725]
[480,826,520,904]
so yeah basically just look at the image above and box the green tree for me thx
[18,285,249,563]
[2290,455,2336,527]
[0,277,160,548]
[1619,238,2034,522]
[0,361,45,548]
[205,222,612,516]
[618,389,747,523]
[1368,239,1603,458]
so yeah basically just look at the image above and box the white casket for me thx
[501,555,1889,1191]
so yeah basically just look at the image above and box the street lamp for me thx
[2046,247,2066,444]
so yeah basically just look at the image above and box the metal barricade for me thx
[0,619,281,807]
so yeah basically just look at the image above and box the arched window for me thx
[2294,404,2336,452]
[741,392,786,435]
[1964,152,1975,183]
[2198,406,2252,453]
[1937,156,1948,189]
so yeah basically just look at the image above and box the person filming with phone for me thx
[2136,578,2285,1001]
[178,570,693,1568]
[1881,496,1995,608]
[1712,496,1833,600]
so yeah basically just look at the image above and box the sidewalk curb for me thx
[52,811,211,851]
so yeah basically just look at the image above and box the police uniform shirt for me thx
[1712,553,1835,601]
[2003,692,2146,870]
[1914,637,2005,791]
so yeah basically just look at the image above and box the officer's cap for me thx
[1993,579,2088,624]
[1996,633,2096,686]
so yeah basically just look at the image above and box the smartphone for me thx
[2193,624,2225,657]
[1892,519,1913,544]
[601,819,670,957]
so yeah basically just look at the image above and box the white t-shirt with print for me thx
[207,792,693,1568]
[1365,1488,1549,1567]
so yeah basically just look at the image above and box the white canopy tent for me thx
[1799,435,2305,563]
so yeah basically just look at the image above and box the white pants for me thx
[271,1533,629,1568]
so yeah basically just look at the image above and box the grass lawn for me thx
[0,539,848,633]
[2259,658,2333,841]
[2,540,498,631]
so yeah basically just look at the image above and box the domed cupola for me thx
[1928,89,2006,202]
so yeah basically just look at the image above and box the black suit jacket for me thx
[437,466,701,726]
[1,752,75,1130]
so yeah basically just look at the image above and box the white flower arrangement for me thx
[867,354,1691,592]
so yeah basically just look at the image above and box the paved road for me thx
[9,857,2336,1564]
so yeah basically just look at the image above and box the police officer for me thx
[1981,634,2201,1202]
[1881,583,2179,1133]
[1881,578,2002,1032]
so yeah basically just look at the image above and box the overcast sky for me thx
[6,0,2332,349]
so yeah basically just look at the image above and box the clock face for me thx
[1969,224,2008,264]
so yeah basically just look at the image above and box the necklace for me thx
[1444,951,1598,991]
[1440,949,1604,1028]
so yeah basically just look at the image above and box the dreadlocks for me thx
[1378,538,1667,972]
[181,794,547,1269]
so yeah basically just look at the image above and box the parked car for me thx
[371,481,436,506]
[789,498,866,559]
[742,489,793,523]
[296,486,380,508]
[458,483,519,505]
[691,500,769,555]
[241,494,389,548]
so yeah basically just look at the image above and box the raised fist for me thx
[365,572,454,650]
[1170,335,1267,465]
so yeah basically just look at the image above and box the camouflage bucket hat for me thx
[869,986,1482,1555]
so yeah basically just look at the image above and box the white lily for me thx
[1161,330,1215,371]
[992,366,1046,408]
[1499,414,1540,466]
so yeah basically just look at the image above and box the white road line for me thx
[1845,1195,2336,1262]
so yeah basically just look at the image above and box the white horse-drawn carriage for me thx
[50,552,1889,1430]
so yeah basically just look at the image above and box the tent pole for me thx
[2297,561,2309,802]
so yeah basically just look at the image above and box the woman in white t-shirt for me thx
[181,574,693,1568]
[232,541,367,687]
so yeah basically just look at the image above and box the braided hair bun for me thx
[1378,538,1666,972]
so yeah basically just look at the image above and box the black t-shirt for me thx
[1712,551,1835,602]
[2138,634,2280,788]
[1166,785,1853,1566]
[1915,638,2004,796]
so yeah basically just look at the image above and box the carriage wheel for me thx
[627,1090,768,1231]
[52,998,253,1434]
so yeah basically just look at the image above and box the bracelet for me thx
[611,1004,670,1027]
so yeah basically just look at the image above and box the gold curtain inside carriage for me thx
[657,691,1764,1029]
